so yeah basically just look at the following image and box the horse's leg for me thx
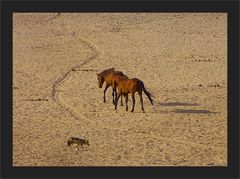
[120,94,123,106]
[125,94,128,111]
[112,87,115,104]
[115,89,122,110]
[131,93,135,112]
[138,90,145,113]
[112,82,118,104]
[114,94,121,110]
[103,83,110,102]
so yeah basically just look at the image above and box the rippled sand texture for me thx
[13,13,227,166]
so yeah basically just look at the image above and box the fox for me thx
[67,137,90,150]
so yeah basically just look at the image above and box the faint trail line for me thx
[54,92,94,124]
[39,13,61,25]
[51,37,99,124]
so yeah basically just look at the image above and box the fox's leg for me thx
[81,144,84,151]
[75,144,79,151]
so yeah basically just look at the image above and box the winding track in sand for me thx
[51,38,99,124]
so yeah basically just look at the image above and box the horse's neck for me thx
[101,69,113,78]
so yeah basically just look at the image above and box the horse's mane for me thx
[99,68,115,77]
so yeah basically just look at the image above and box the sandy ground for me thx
[13,13,227,166]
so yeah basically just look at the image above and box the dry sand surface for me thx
[13,13,227,166]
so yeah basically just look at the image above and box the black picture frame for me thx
[1,0,239,178]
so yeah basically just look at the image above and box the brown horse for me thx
[114,76,153,113]
[97,68,128,105]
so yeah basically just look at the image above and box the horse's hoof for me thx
[131,110,134,112]
[142,111,145,113]
[120,104,123,106]
[126,108,128,111]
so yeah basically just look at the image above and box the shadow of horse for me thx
[153,101,218,114]
[159,102,200,106]
[172,109,218,114]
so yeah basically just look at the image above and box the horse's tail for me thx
[141,81,153,105]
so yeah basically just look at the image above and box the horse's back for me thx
[129,78,142,84]
[129,78,143,91]
[113,71,124,76]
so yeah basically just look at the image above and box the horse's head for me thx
[86,140,90,146]
[97,73,104,88]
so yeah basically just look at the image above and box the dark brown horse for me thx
[97,68,128,105]
[114,76,153,113]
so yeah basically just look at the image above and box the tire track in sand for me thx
[51,38,99,124]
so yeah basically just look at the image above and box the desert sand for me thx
[13,13,227,166]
